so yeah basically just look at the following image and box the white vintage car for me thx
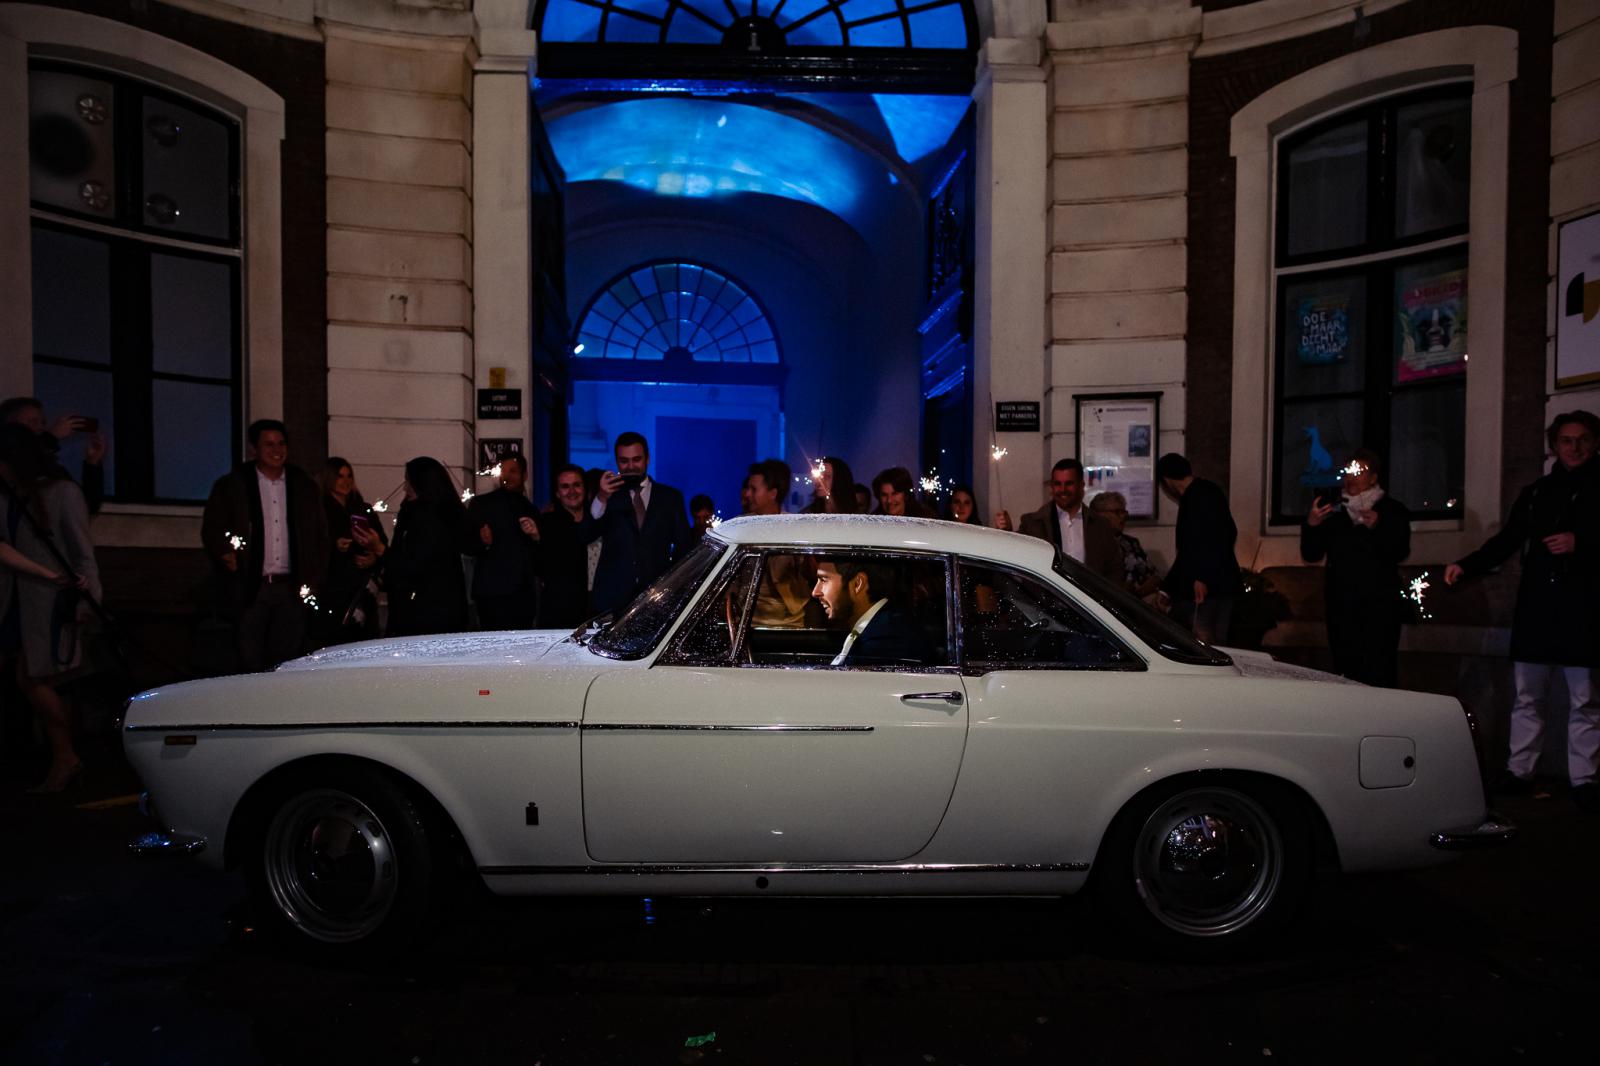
[125,514,1510,954]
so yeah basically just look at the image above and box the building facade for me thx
[3,0,1597,705]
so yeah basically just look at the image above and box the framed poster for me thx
[1557,210,1600,388]
[1075,393,1161,520]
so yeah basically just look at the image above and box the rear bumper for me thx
[1429,811,1516,850]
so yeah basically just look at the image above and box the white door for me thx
[581,549,966,863]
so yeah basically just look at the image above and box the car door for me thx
[581,548,968,863]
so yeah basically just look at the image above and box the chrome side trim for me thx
[582,723,874,733]
[125,720,580,732]
[480,861,1089,875]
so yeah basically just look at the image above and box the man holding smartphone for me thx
[586,431,690,615]
[0,397,107,513]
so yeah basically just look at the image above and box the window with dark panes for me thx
[27,63,241,504]
[1273,86,1469,523]
[957,561,1133,671]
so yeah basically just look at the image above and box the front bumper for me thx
[128,830,207,857]
[1429,811,1516,850]
[128,791,206,857]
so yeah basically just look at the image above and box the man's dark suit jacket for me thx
[846,601,937,666]
[588,478,691,615]
[1161,477,1243,599]
[1017,502,1123,583]
[466,488,540,600]
[200,461,329,615]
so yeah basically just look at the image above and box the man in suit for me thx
[995,458,1123,583]
[587,431,692,615]
[1157,452,1243,645]
[200,419,329,671]
[812,558,935,666]
[466,454,541,630]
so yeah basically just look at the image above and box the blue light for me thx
[872,93,970,162]
[547,98,883,217]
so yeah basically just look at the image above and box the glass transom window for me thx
[1272,86,1470,523]
[575,261,781,365]
[537,0,971,49]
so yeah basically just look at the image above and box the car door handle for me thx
[899,691,963,704]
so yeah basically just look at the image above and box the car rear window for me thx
[1052,553,1233,667]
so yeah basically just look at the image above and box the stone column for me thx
[973,29,1050,523]
[470,26,538,496]
[323,26,476,508]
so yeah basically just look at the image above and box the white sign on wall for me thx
[1076,394,1160,520]
[1557,210,1600,388]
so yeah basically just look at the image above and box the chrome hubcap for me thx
[1132,787,1282,937]
[263,789,397,943]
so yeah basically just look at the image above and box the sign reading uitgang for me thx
[995,401,1041,433]
[477,388,522,420]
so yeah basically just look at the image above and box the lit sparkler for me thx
[477,462,503,479]
[709,512,723,529]
[1340,460,1367,478]
[461,489,475,503]
[370,499,388,513]
[811,459,827,482]
[991,446,1008,462]
[224,531,247,551]
[1403,570,1433,620]
[298,584,321,612]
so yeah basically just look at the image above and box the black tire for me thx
[1092,777,1311,956]
[242,764,443,956]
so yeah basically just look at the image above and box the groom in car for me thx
[811,558,934,666]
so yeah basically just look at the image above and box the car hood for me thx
[1217,646,1359,685]
[276,630,573,671]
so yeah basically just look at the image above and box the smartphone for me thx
[618,473,646,491]
[350,514,372,536]
[1314,487,1342,509]
[80,416,99,433]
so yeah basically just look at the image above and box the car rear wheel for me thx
[245,766,442,953]
[1094,779,1310,954]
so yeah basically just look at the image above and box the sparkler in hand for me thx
[1403,571,1433,620]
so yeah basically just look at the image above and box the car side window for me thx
[660,554,761,666]
[958,560,1137,672]
[746,552,951,670]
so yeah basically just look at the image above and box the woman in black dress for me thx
[313,457,386,646]
[354,456,470,637]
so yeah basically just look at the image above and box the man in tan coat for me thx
[995,458,1124,583]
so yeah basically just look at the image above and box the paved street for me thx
[3,732,1598,1066]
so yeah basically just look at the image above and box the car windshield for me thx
[1052,552,1233,667]
[587,536,729,660]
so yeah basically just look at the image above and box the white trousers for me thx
[1508,662,1600,786]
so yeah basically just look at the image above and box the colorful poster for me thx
[1397,268,1468,382]
[1295,293,1351,365]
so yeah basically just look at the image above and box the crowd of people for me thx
[0,394,1597,808]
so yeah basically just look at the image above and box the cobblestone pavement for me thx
[3,737,1597,1065]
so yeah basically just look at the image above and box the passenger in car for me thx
[812,558,935,666]
[742,460,817,629]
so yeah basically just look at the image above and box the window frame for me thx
[1269,82,1472,527]
[27,60,244,506]
[953,556,1143,676]
[658,545,960,673]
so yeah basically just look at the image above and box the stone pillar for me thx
[323,26,476,512]
[1045,4,1199,563]
[470,26,538,497]
[973,30,1050,523]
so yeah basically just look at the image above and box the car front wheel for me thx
[245,766,442,953]
[1094,779,1310,954]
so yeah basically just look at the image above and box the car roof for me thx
[708,513,1056,568]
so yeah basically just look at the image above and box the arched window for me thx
[575,261,780,366]
[537,0,972,50]
[1272,86,1471,522]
